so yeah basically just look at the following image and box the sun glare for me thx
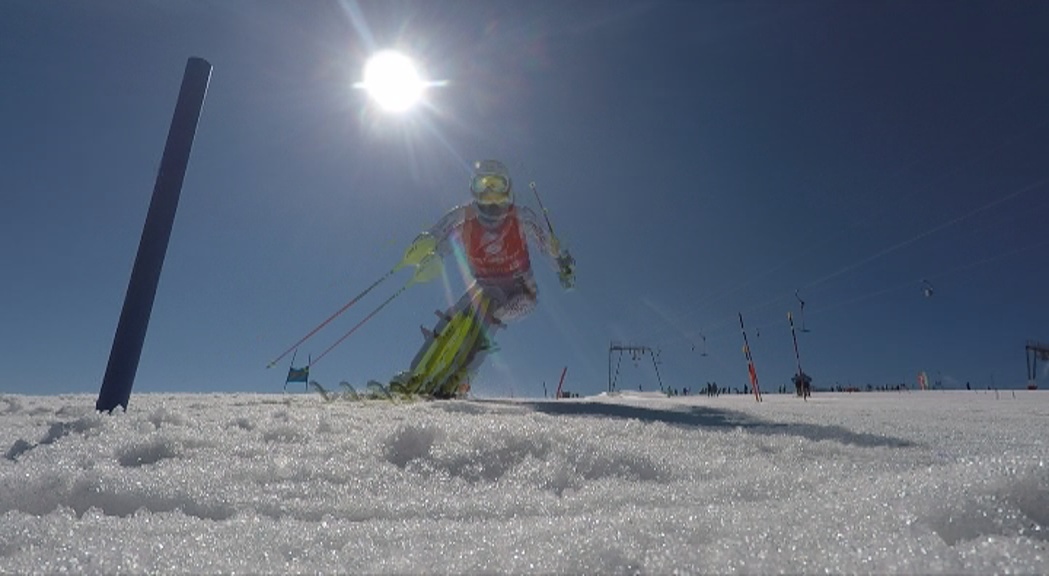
[359,50,426,113]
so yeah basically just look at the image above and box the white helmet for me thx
[470,160,513,208]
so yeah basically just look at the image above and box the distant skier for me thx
[397,160,576,397]
[792,371,812,400]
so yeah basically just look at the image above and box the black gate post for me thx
[97,57,212,413]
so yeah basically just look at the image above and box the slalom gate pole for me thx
[267,267,398,368]
[309,282,410,367]
[555,366,568,398]
[97,57,211,413]
[738,313,763,402]
[282,349,297,393]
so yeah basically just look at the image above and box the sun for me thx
[358,50,426,113]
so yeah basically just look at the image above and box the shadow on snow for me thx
[473,399,915,449]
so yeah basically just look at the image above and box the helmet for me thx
[470,160,513,208]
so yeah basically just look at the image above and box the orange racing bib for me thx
[462,206,531,280]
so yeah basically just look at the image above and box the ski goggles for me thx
[471,173,510,197]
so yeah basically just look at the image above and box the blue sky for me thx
[3,1,1048,399]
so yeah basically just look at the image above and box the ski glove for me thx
[411,254,444,285]
[398,233,438,270]
[557,250,576,290]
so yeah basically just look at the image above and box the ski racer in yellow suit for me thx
[396,160,575,398]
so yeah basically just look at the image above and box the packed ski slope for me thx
[2,390,1047,573]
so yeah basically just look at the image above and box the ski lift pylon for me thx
[795,290,810,332]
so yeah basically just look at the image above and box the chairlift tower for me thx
[608,342,664,393]
[1025,340,1049,390]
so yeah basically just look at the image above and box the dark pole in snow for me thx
[97,57,212,413]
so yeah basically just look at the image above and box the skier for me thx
[396,160,575,397]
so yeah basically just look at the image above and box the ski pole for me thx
[531,180,576,288]
[266,267,397,368]
[309,253,444,367]
[529,181,557,237]
[266,235,437,369]
[309,284,407,366]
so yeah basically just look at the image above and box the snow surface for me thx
[1,390,1047,574]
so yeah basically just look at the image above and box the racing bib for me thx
[462,206,531,280]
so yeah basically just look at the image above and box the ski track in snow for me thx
[1,391,1047,573]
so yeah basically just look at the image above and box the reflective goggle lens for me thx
[471,174,509,196]
[477,190,510,206]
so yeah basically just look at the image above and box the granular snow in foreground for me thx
[1,390,1047,573]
